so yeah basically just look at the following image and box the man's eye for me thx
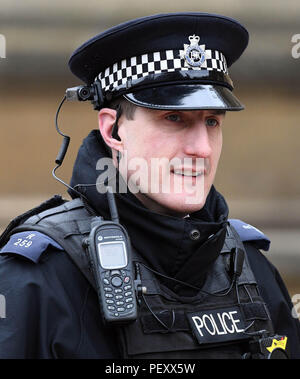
[206,118,219,128]
[166,114,182,122]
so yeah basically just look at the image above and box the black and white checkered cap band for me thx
[97,49,228,93]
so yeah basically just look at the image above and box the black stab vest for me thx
[0,196,274,359]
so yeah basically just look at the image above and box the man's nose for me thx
[183,124,212,158]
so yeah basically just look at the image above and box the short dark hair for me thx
[108,97,137,120]
[102,97,137,157]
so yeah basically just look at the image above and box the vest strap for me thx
[0,195,65,248]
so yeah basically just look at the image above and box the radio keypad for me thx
[104,271,134,317]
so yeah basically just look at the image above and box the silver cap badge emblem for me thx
[180,35,206,68]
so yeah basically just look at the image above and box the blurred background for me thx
[0,0,299,301]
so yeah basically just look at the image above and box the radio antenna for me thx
[106,186,119,223]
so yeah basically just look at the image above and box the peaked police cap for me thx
[69,13,249,111]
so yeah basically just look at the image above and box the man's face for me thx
[107,106,224,217]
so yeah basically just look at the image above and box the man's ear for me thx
[98,108,123,152]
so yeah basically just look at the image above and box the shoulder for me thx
[0,230,89,296]
[242,241,300,357]
[0,196,90,263]
[227,218,275,287]
[0,229,91,288]
[228,218,270,251]
[0,231,64,263]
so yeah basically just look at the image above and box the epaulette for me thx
[228,219,270,251]
[0,195,66,263]
[0,197,96,288]
[0,195,65,247]
[0,231,64,263]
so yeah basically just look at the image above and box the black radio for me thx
[83,187,138,324]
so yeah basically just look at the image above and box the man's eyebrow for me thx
[208,110,226,115]
[151,109,226,116]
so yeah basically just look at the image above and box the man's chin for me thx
[163,200,207,218]
[134,191,208,218]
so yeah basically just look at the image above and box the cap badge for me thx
[180,35,206,68]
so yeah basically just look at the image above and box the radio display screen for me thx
[98,241,127,269]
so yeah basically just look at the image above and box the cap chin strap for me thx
[111,105,122,141]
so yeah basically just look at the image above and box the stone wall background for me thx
[0,0,299,300]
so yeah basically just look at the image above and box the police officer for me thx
[0,12,299,359]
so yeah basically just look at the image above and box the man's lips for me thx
[170,157,210,177]
[171,167,206,177]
